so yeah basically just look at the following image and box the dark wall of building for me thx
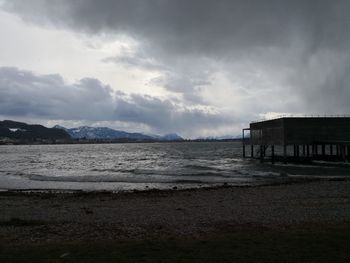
[249,117,350,145]
[250,118,284,145]
[284,118,350,145]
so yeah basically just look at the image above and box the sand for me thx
[0,180,349,244]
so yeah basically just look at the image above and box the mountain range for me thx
[0,120,70,140]
[0,120,238,142]
[53,125,183,141]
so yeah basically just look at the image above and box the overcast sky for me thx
[1,0,350,138]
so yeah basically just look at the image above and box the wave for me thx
[21,171,253,184]
[25,174,167,183]
[184,164,223,171]
[90,168,136,173]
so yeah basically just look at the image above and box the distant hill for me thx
[196,135,242,140]
[54,125,184,141]
[158,133,184,141]
[0,120,70,140]
[145,133,184,141]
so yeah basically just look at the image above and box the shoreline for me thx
[1,175,349,196]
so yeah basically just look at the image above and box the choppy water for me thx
[0,142,349,192]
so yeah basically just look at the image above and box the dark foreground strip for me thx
[1,224,349,263]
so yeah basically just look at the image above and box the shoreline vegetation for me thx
[1,180,349,262]
[0,138,240,145]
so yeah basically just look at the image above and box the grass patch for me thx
[0,224,349,263]
[0,218,47,227]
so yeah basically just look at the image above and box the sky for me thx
[1,0,350,138]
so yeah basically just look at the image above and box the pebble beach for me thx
[1,179,349,244]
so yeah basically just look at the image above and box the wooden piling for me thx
[296,145,300,157]
[330,144,333,156]
[283,144,287,164]
[322,144,326,157]
[242,129,246,158]
[336,145,340,157]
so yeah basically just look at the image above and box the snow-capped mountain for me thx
[53,125,183,141]
[53,125,153,140]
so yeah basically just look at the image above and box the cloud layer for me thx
[1,1,350,136]
[0,67,228,137]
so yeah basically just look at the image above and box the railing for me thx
[251,114,350,124]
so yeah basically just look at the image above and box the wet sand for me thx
[0,179,349,244]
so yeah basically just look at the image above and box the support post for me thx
[242,129,245,158]
[322,144,326,157]
[330,144,333,156]
[260,145,264,163]
[283,144,287,164]
[296,145,300,158]
[341,145,346,161]
[315,144,318,156]
[251,145,254,158]
[271,145,275,164]
[293,145,296,158]
[336,145,340,157]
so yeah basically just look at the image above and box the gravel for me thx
[0,180,349,244]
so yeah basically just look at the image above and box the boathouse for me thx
[242,117,350,163]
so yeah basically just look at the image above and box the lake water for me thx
[0,142,349,192]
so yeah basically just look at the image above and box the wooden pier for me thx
[242,117,350,163]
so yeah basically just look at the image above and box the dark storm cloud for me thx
[4,0,350,53]
[2,0,350,116]
[289,51,350,114]
[0,67,115,120]
[0,67,226,134]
